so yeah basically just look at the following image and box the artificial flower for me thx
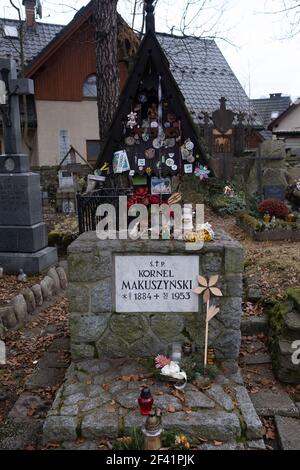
[155,354,171,369]
[194,165,210,181]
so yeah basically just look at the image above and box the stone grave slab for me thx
[275,416,300,450]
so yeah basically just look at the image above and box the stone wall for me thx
[0,266,67,339]
[68,230,244,362]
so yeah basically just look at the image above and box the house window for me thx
[271,111,279,119]
[83,74,97,98]
[4,25,18,38]
[86,140,100,161]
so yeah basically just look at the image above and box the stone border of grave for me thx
[236,217,300,242]
[0,266,68,339]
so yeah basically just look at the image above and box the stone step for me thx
[43,360,265,446]
[250,388,299,417]
[244,352,271,365]
[26,366,66,390]
[241,315,268,336]
[275,415,300,450]
[124,409,241,442]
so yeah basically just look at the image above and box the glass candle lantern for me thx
[138,387,154,416]
[171,342,182,363]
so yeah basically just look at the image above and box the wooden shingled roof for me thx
[96,0,208,170]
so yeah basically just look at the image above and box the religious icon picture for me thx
[113,150,130,174]
[151,177,172,195]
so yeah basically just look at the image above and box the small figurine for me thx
[17,268,27,283]
[127,111,138,129]
[148,103,157,120]
[224,185,234,197]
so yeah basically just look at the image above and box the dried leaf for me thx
[106,404,116,413]
[120,375,132,382]
[182,406,192,412]
[102,383,110,392]
[198,436,208,443]
[213,441,223,446]
[167,405,176,413]
[266,429,276,440]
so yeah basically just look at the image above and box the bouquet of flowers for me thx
[155,355,187,390]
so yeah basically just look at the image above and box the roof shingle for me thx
[251,93,291,129]
[0,16,260,126]
[157,33,258,123]
[0,18,63,71]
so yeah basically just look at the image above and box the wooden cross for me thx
[0,58,34,155]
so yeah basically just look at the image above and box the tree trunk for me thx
[94,0,119,154]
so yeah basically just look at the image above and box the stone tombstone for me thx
[0,58,57,273]
[246,140,289,195]
[68,232,244,361]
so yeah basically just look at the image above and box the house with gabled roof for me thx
[0,0,262,171]
[268,99,300,157]
[0,0,137,165]
[251,93,291,140]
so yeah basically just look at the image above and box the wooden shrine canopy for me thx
[96,0,208,178]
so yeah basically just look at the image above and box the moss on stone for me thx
[287,288,300,311]
[268,300,291,335]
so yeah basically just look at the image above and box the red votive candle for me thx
[138,387,154,415]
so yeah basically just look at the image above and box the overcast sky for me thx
[1,0,300,100]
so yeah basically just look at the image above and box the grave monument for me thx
[0,58,57,273]
[42,2,264,449]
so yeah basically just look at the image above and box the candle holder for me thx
[138,387,154,416]
[143,408,162,450]
[171,342,182,363]
[182,341,192,356]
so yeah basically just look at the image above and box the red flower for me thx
[127,196,137,208]
[150,195,160,204]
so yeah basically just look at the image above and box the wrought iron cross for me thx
[0,58,34,155]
